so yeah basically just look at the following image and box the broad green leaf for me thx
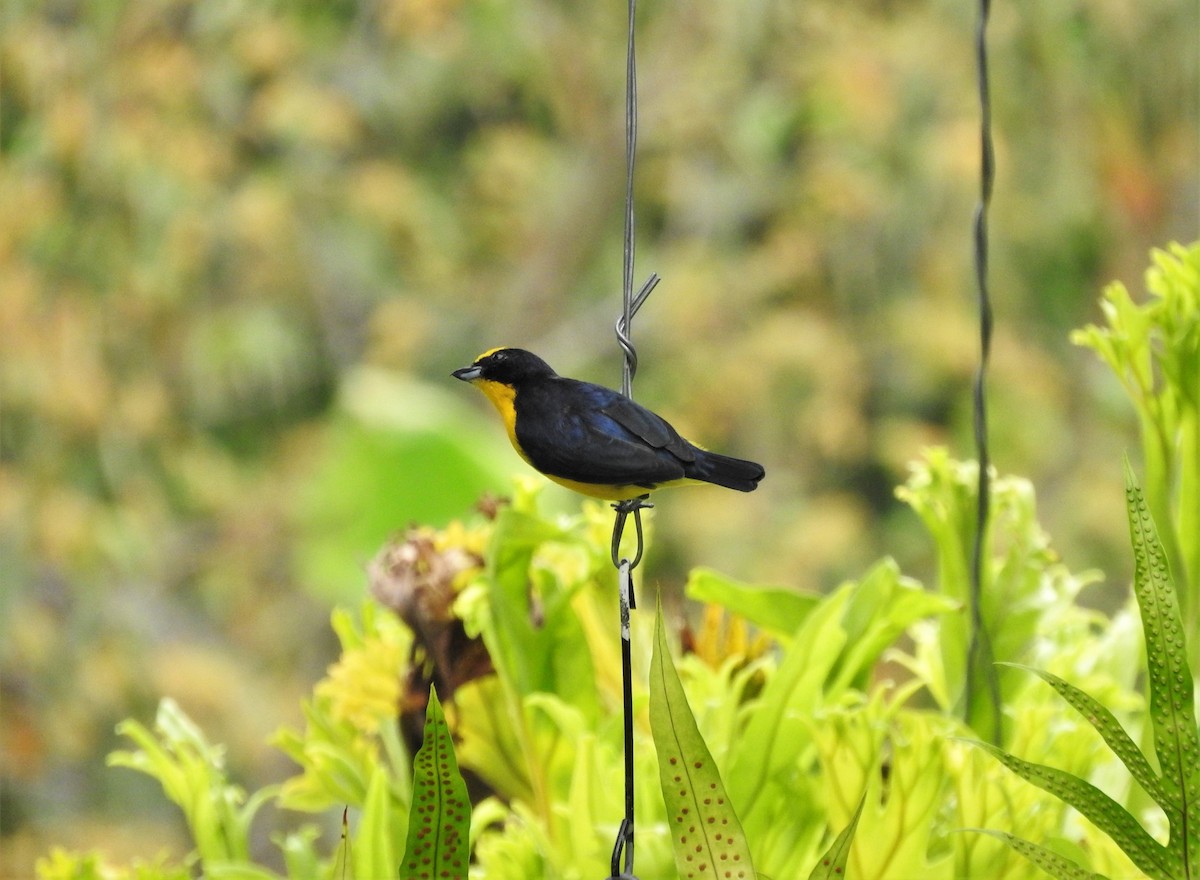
[483,507,599,720]
[452,677,531,802]
[650,598,755,880]
[726,583,850,820]
[967,830,1110,880]
[400,687,471,880]
[807,794,865,880]
[685,566,819,638]
[971,740,1177,880]
[831,558,958,693]
[1125,461,1200,866]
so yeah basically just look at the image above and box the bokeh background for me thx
[1,0,1196,872]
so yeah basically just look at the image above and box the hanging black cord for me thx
[968,0,1002,745]
[608,495,651,879]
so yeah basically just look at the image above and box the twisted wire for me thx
[967,0,1002,745]
[619,0,638,399]
[614,274,661,395]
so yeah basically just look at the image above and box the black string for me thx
[608,496,650,880]
[609,499,650,879]
[968,0,1002,745]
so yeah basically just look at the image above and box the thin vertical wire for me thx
[609,0,647,875]
[620,0,639,400]
[968,0,1002,745]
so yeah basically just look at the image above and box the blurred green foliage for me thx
[0,0,1196,869]
[30,460,1148,878]
[1073,244,1200,675]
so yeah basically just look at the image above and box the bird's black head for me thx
[452,347,557,386]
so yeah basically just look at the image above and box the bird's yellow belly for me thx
[542,475,656,501]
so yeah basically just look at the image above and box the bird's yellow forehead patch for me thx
[475,346,512,362]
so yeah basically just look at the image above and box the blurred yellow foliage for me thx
[317,628,407,737]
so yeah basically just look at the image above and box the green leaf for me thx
[400,687,471,880]
[966,830,1110,880]
[726,583,850,821]
[684,566,819,639]
[1125,461,1200,868]
[107,699,257,867]
[832,558,958,693]
[356,765,398,880]
[807,793,865,879]
[970,740,1177,880]
[1000,662,1171,810]
[650,597,756,880]
[482,507,599,720]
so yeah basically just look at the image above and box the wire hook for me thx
[610,495,653,582]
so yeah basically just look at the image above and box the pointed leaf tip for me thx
[807,794,865,879]
[400,687,470,880]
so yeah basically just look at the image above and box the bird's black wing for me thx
[514,378,695,487]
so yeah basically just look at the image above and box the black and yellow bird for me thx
[452,347,764,501]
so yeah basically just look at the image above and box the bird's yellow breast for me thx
[472,378,530,464]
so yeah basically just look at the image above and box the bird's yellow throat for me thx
[471,378,525,458]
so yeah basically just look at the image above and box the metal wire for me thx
[607,0,652,874]
[611,496,654,577]
[619,0,639,401]
[614,274,661,395]
[968,0,1002,745]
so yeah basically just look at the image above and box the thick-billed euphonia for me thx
[452,347,764,501]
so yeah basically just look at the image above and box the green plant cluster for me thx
[2,0,1197,859]
[31,244,1200,879]
[1073,242,1200,677]
[34,450,1177,880]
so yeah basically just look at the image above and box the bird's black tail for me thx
[686,449,765,492]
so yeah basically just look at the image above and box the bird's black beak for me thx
[452,364,482,382]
